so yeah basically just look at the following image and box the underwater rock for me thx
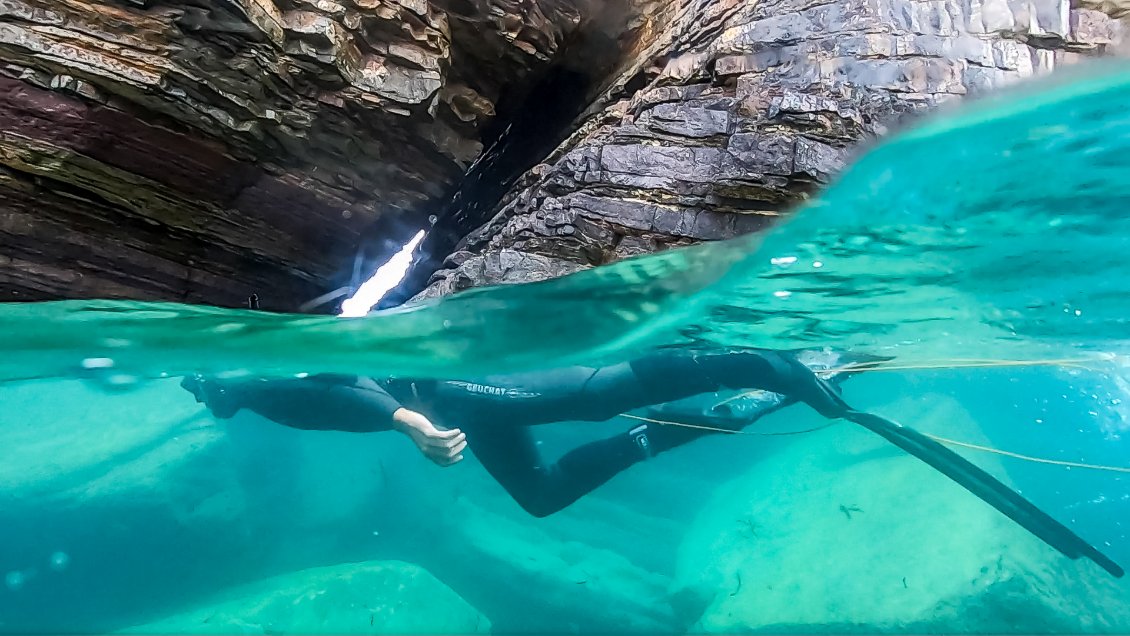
[0,379,224,502]
[2,376,684,633]
[119,559,490,634]
[369,459,690,633]
[433,494,681,632]
[670,395,1130,633]
[0,376,450,632]
[416,0,1124,298]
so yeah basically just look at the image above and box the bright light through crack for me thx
[339,230,426,318]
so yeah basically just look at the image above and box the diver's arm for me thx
[388,407,467,467]
[184,374,402,432]
[183,374,467,465]
[184,373,467,464]
[350,378,466,465]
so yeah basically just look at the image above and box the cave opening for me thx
[332,9,638,312]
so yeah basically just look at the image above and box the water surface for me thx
[2,62,1129,634]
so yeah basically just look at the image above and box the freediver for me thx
[181,347,1124,578]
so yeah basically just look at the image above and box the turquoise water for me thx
[2,62,1130,633]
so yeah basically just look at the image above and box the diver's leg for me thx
[495,352,815,424]
[592,350,876,454]
[454,349,848,428]
[470,391,811,517]
[626,349,851,418]
[624,396,800,457]
[463,419,647,518]
[432,363,700,427]
[432,352,862,516]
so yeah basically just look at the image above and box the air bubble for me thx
[4,571,24,590]
[49,552,69,572]
[81,357,114,370]
[212,323,246,334]
[80,356,141,393]
[105,374,141,388]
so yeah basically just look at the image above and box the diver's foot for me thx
[180,374,240,419]
[749,351,851,419]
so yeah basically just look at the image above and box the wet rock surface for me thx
[414,0,1123,299]
[0,0,601,308]
[0,0,1122,307]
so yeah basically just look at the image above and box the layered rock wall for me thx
[416,0,1123,299]
[0,0,1122,307]
[0,0,603,308]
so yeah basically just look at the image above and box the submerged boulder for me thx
[120,560,489,634]
[0,377,400,632]
[672,395,1130,633]
[431,492,683,632]
[0,378,227,506]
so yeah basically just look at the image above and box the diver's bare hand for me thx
[392,408,467,467]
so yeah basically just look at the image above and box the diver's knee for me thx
[516,495,562,519]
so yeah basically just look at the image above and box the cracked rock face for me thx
[0,0,595,308]
[415,0,1123,301]
[0,0,1121,308]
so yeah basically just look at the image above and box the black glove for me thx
[180,374,240,419]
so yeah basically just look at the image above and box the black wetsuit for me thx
[191,349,850,517]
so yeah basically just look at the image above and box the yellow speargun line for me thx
[711,356,1119,408]
[823,357,1103,373]
[618,413,1130,475]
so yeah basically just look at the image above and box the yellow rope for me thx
[621,412,832,436]
[625,354,1130,471]
[921,434,1130,474]
[712,356,1113,407]
[822,357,1103,374]
[619,413,1130,474]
